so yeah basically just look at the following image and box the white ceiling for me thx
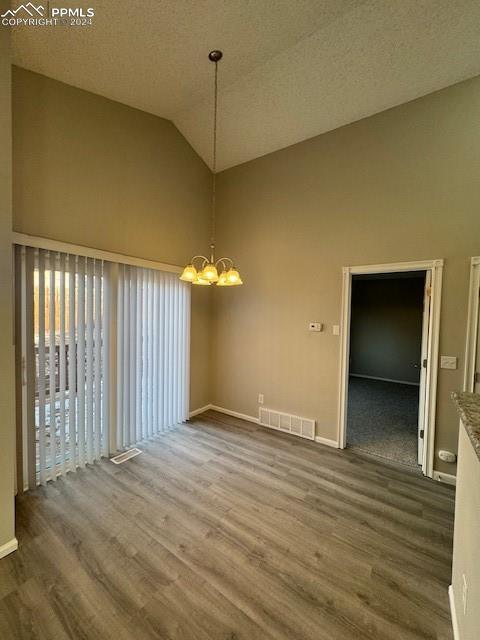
[12,0,480,170]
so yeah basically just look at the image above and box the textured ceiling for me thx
[12,0,480,170]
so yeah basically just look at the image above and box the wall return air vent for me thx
[259,408,315,440]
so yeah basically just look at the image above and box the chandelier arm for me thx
[215,257,234,271]
[190,255,209,268]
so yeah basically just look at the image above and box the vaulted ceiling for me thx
[12,0,480,170]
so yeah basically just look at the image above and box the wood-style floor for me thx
[0,410,455,640]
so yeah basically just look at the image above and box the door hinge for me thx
[423,358,427,369]
[420,429,425,439]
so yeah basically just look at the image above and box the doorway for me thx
[347,272,426,468]
[337,260,443,478]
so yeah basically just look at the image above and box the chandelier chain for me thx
[211,58,218,250]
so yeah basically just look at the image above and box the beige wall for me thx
[11,66,480,473]
[0,10,16,549]
[451,425,480,639]
[214,76,480,473]
[12,67,212,411]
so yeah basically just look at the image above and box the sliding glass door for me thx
[116,264,190,449]
[16,245,190,490]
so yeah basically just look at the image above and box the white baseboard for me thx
[433,471,457,486]
[193,405,338,447]
[189,404,212,418]
[0,538,18,560]
[315,435,340,448]
[350,373,420,387]
[448,585,460,640]
[210,405,260,424]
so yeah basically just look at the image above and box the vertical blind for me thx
[19,246,190,490]
[116,265,190,448]
[30,248,108,485]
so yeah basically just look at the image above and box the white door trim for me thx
[448,585,460,640]
[464,257,480,392]
[337,259,444,478]
[418,269,432,466]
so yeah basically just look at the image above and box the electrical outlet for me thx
[308,322,323,332]
[462,574,468,615]
[258,393,264,405]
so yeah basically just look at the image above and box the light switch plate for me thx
[309,322,323,332]
[440,356,457,370]
[333,325,340,336]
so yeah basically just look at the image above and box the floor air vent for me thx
[110,448,142,465]
[259,408,315,440]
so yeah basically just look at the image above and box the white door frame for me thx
[464,257,480,392]
[337,259,444,478]
[417,269,432,466]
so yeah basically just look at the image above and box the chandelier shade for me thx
[226,267,243,285]
[200,262,219,282]
[180,50,243,288]
[179,264,198,282]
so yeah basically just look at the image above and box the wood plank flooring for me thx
[0,410,455,639]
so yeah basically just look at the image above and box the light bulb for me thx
[200,263,219,282]
[192,275,212,286]
[226,267,243,285]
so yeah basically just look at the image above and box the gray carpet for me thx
[347,376,420,468]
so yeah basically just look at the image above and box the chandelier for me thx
[180,50,243,287]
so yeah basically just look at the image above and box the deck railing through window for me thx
[31,249,107,483]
